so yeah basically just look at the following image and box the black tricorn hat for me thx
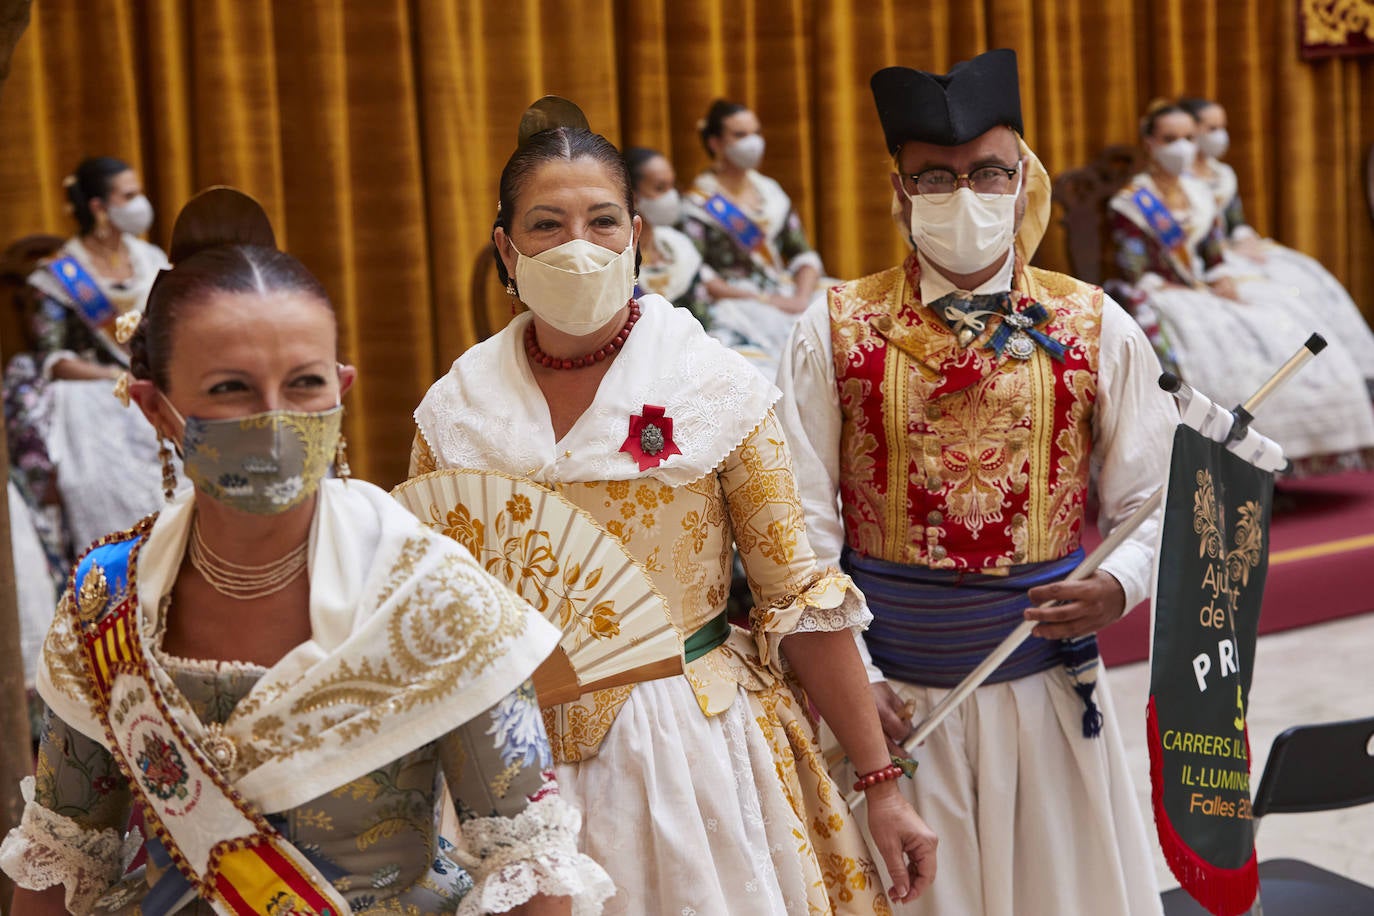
[870,48,1023,153]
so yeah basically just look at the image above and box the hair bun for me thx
[168,186,277,263]
[517,96,591,148]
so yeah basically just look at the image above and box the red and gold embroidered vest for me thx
[830,255,1103,570]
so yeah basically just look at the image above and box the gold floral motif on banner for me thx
[1192,468,1265,625]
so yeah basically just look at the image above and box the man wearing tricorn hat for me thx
[777,49,1173,913]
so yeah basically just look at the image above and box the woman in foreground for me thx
[1,188,611,915]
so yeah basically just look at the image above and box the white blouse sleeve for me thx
[1092,295,1180,613]
[775,300,845,569]
[775,300,885,682]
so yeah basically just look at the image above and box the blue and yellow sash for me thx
[46,255,117,331]
[1132,186,1188,256]
[700,192,778,267]
[74,535,347,916]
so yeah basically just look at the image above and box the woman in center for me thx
[412,104,936,914]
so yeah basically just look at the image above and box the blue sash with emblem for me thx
[71,532,352,916]
[1132,187,1186,252]
[701,192,771,261]
[46,255,117,331]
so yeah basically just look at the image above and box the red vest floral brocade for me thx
[829,256,1103,570]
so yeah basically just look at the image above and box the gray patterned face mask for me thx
[163,395,342,514]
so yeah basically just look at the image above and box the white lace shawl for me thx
[414,293,780,486]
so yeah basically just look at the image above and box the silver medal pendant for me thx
[1006,330,1035,360]
[640,423,665,456]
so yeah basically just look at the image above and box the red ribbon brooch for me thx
[620,404,682,471]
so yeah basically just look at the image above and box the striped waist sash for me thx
[845,547,1093,689]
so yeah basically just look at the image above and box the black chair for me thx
[1161,715,1374,914]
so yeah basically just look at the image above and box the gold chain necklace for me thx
[188,520,308,601]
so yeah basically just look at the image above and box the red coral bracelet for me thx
[853,763,904,792]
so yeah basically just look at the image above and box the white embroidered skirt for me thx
[1146,283,1374,462]
[556,677,813,916]
[46,379,169,551]
[1243,245,1374,379]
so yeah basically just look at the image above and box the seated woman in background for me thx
[624,146,707,325]
[1110,101,1374,473]
[1179,95,1374,389]
[0,188,610,916]
[28,157,168,382]
[5,157,172,569]
[682,99,834,379]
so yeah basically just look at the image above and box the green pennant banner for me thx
[1148,424,1272,916]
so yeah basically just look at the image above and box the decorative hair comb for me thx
[517,95,591,148]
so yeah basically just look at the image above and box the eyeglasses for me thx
[901,164,1020,202]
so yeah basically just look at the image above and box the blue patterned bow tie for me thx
[929,291,1065,362]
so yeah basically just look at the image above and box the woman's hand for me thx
[864,781,938,904]
[1209,276,1241,301]
[1233,236,1268,263]
[765,292,811,314]
[509,893,573,915]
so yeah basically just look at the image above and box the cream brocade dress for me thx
[412,295,889,915]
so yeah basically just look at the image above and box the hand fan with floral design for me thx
[391,468,681,706]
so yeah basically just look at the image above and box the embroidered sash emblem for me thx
[136,732,191,800]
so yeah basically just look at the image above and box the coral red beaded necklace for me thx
[524,299,641,370]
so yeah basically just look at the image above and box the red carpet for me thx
[1094,470,1374,667]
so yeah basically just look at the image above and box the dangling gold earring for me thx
[334,432,351,482]
[158,439,177,501]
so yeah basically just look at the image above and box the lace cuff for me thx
[0,777,141,914]
[752,568,872,671]
[450,793,614,916]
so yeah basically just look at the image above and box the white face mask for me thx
[637,189,682,227]
[511,237,636,336]
[1199,128,1229,160]
[724,134,765,170]
[905,170,1021,276]
[109,194,154,235]
[1152,138,1197,177]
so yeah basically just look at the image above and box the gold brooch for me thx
[77,565,109,623]
[203,722,238,773]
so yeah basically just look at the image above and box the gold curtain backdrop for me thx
[2,0,1373,487]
